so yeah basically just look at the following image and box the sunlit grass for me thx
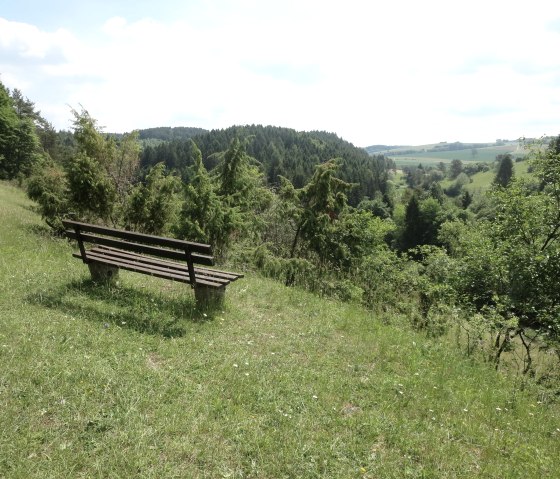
[391,144,525,167]
[1,181,559,478]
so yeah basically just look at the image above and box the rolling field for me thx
[437,160,532,195]
[389,144,524,167]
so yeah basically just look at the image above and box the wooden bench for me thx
[63,220,243,308]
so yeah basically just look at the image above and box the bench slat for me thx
[91,246,243,281]
[80,249,232,286]
[63,220,212,254]
[77,251,225,288]
[66,231,214,266]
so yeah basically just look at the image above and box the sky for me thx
[1,0,560,146]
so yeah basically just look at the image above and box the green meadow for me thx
[438,160,532,195]
[1,181,559,478]
[390,145,524,167]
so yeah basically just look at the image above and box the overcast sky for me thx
[1,0,559,146]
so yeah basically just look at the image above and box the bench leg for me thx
[194,284,225,310]
[88,262,119,285]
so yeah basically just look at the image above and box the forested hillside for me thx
[1,79,560,388]
[137,126,208,141]
[141,125,394,206]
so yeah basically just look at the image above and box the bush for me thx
[27,162,69,232]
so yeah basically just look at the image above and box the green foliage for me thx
[429,182,445,204]
[449,158,463,179]
[26,161,69,232]
[445,172,470,197]
[353,247,418,311]
[70,108,140,224]
[439,140,560,371]
[213,138,273,252]
[141,125,391,206]
[490,181,560,334]
[140,138,199,180]
[25,107,141,229]
[109,130,141,219]
[461,190,473,208]
[401,194,422,251]
[176,141,232,249]
[65,152,116,221]
[279,159,353,270]
[411,245,459,335]
[357,193,392,219]
[137,126,207,141]
[0,82,43,180]
[125,163,181,235]
[217,137,256,199]
[494,153,514,187]
[328,210,395,270]
[399,194,456,252]
[5,182,560,478]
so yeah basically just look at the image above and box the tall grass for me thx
[1,182,559,478]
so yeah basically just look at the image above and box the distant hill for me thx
[140,124,393,206]
[364,145,400,154]
[366,140,526,166]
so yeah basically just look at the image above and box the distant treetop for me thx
[138,126,208,141]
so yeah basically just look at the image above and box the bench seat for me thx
[74,245,240,289]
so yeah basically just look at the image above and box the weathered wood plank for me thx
[90,246,243,281]
[79,249,231,286]
[63,220,212,255]
[79,251,225,288]
[66,231,214,266]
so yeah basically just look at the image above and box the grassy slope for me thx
[1,182,559,478]
[439,160,532,195]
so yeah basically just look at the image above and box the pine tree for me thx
[177,141,231,250]
[279,159,353,284]
[0,82,41,179]
[401,194,423,251]
[494,154,514,187]
[125,163,181,235]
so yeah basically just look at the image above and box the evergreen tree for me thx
[67,107,140,225]
[494,154,514,187]
[177,141,232,251]
[65,152,116,221]
[279,159,353,284]
[449,159,463,179]
[401,194,422,251]
[217,137,248,199]
[429,182,445,204]
[215,137,271,244]
[125,163,181,235]
[461,190,473,209]
[0,82,41,179]
[27,161,69,231]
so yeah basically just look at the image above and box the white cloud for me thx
[0,18,74,60]
[1,0,560,144]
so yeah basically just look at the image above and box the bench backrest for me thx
[63,220,214,284]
